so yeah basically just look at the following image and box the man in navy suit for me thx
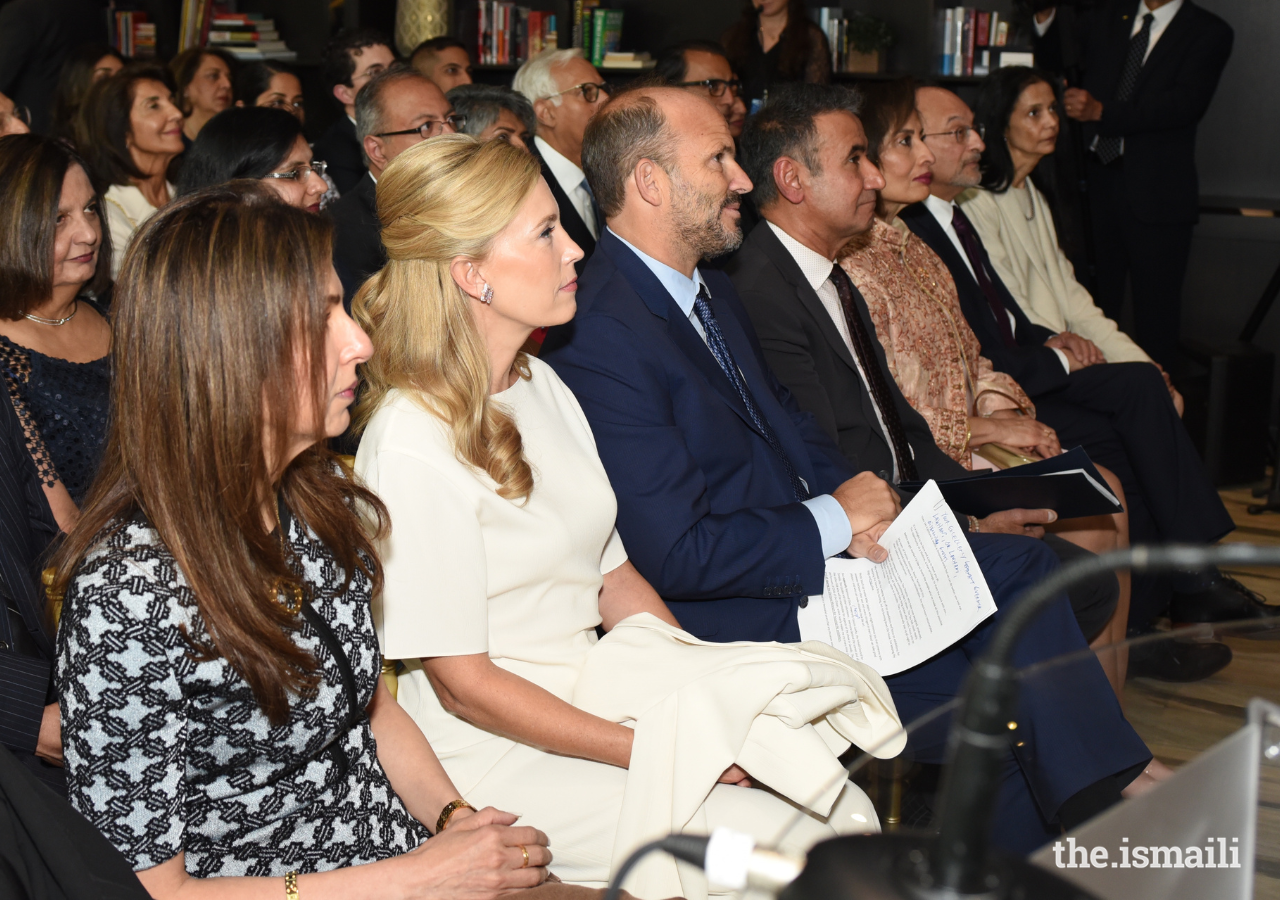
[542,85,1152,854]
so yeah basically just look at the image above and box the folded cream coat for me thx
[573,614,907,899]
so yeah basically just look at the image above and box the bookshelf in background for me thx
[111,11,158,58]
[813,8,895,75]
[476,3,559,66]
[935,6,1030,77]
[208,10,298,62]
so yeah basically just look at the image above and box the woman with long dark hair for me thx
[52,182,559,898]
[50,44,124,142]
[722,0,830,110]
[177,107,327,213]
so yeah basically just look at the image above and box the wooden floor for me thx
[1121,483,1280,897]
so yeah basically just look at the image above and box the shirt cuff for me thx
[1034,9,1056,36]
[803,494,853,559]
[1050,346,1072,374]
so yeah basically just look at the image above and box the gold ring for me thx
[519,844,530,868]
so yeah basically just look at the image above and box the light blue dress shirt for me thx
[609,229,853,558]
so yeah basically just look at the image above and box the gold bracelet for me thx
[284,872,299,900]
[436,798,476,834]
[967,515,980,533]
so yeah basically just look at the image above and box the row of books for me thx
[178,0,213,53]
[476,3,559,66]
[812,9,884,74]
[207,11,296,61]
[111,11,157,58]
[571,2,634,68]
[936,7,1014,77]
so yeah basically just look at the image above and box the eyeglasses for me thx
[0,105,31,127]
[547,82,610,104]
[921,124,985,144]
[264,160,328,181]
[674,78,741,98]
[375,114,467,140]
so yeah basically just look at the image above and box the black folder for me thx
[899,447,1124,520]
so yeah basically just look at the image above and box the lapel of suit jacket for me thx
[0,399,55,659]
[902,203,1040,347]
[753,224,858,374]
[702,272,820,488]
[599,233,766,442]
[1130,1,1195,94]
[533,145,596,253]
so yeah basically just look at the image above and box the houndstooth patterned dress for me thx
[57,512,430,877]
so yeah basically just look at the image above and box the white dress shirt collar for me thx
[766,221,837,290]
[535,136,598,240]
[923,194,977,281]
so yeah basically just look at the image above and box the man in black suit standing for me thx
[513,49,609,274]
[314,29,396,195]
[330,65,460,304]
[0,391,63,795]
[726,84,1119,649]
[1035,0,1233,369]
[0,0,106,133]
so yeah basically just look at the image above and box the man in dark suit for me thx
[727,84,1118,646]
[513,50,609,274]
[0,391,63,795]
[543,84,1151,854]
[330,65,459,304]
[314,29,396,195]
[1037,0,1232,368]
[906,84,1273,679]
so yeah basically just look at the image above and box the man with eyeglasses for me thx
[315,29,397,194]
[514,49,611,273]
[330,64,461,304]
[655,40,748,138]
[0,91,31,137]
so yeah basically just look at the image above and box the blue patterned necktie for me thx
[692,285,810,502]
[1096,12,1154,165]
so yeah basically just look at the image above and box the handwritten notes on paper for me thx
[797,480,995,677]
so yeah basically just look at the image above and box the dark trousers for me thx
[887,532,1150,855]
[1032,362,1234,628]
[1088,159,1195,370]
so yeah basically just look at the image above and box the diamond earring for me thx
[480,283,494,304]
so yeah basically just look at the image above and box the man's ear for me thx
[632,158,664,208]
[449,257,486,301]
[364,135,389,172]
[773,156,806,205]
[334,83,355,109]
[534,97,557,130]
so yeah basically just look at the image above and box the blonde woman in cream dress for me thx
[352,136,904,899]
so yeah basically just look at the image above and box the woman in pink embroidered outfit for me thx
[839,79,1135,695]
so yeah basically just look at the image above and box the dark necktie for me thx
[1096,13,1154,165]
[951,206,1018,349]
[829,265,920,483]
[691,285,810,502]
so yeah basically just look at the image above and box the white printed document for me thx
[797,480,995,677]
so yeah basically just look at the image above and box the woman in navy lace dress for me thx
[0,134,113,531]
[0,133,113,794]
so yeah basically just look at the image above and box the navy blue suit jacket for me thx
[542,230,856,643]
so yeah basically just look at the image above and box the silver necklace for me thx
[24,300,79,326]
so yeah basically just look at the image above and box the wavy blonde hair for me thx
[353,134,542,501]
